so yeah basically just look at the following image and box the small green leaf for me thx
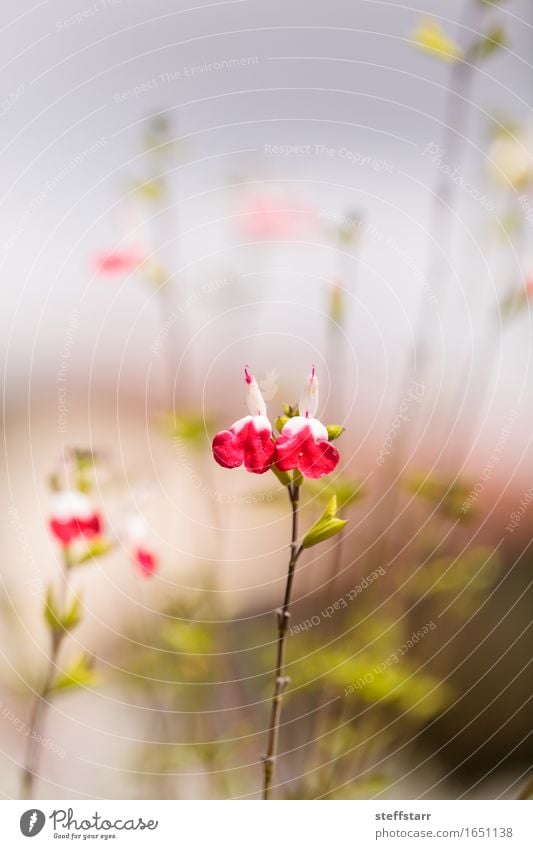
[271,464,292,487]
[44,590,82,634]
[326,424,345,441]
[469,25,506,62]
[74,538,114,565]
[302,496,347,548]
[283,404,299,418]
[275,415,289,434]
[52,654,97,693]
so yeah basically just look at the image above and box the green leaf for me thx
[44,589,82,634]
[274,415,289,434]
[282,404,299,418]
[52,655,97,693]
[74,538,114,565]
[326,424,345,441]
[469,25,506,61]
[271,464,292,487]
[302,496,348,548]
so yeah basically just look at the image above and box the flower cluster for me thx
[48,458,158,578]
[212,367,341,479]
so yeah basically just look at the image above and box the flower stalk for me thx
[262,481,303,799]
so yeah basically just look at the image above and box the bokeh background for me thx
[1,0,532,799]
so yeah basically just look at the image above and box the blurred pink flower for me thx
[92,246,145,275]
[120,513,158,578]
[275,368,339,479]
[239,196,316,240]
[49,490,102,547]
[212,368,276,474]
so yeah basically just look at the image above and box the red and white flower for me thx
[274,368,339,479]
[49,490,102,547]
[212,368,276,474]
[121,514,158,578]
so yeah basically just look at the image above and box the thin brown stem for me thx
[262,484,302,800]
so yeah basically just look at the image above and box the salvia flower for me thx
[212,368,276,474]
[275,368,340,479]
[121,513,158,578]
[49,490,102,547]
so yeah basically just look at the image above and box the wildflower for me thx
[275,368,340,479]
[49,490,102,547]
[212,368,276,474]
[121,514,158,578]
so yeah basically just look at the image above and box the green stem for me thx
[262,484,302,800]
[21,549,72,799]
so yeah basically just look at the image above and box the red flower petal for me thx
[212,429,245,469]
[134,546,157,577]
[299,439,339,479]
[49,513,102,546]
[212,417,275,474]
[275,418,339,478]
